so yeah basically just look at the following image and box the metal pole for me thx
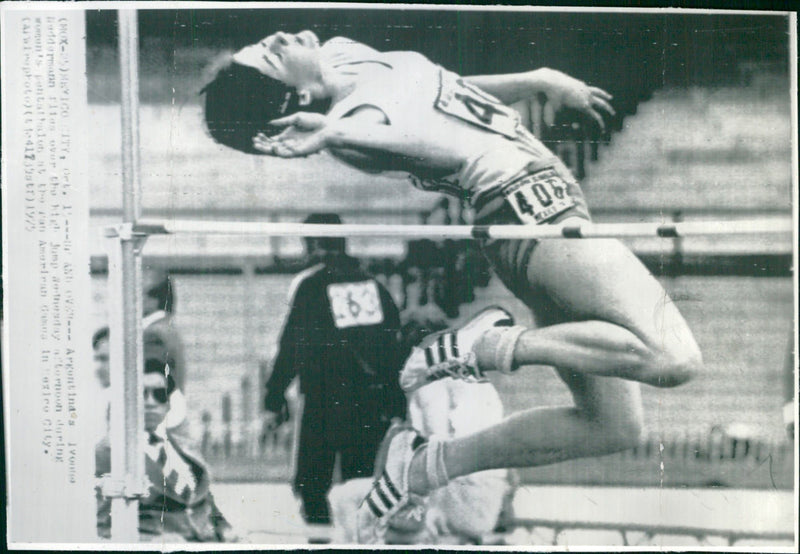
[120,10,142,224]
[132,217,795,240]
[109,9,144,541]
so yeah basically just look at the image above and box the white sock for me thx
[476,325,527,374]
[422,437,449,492]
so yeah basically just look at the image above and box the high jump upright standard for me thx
[104,9,146,542]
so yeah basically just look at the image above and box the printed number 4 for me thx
[454,92,504,125]
[514,191,536,215]
[515,183,556,214]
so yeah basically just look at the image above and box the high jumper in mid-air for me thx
[202,30,702,543]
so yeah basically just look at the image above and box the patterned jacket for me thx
[95,428,233,542]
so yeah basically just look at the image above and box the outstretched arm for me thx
[253,108,463,171]
[465,68,615,130]
[320,35,613,127]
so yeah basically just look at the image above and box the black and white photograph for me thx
[1,3,797,549]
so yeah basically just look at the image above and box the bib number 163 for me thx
[327,280,384,329]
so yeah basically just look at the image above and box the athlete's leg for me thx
[396,235,689,494]
[356,307,645,542]
[357,361,644,542]
[370,238,691,490]
[481,235,702,387]
[405,368,643,494]
[358,233,692,538]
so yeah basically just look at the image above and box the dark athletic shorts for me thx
[472,157,591,301]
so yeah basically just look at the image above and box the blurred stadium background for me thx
[85,9,794,545]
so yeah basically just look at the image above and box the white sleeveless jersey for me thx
[321,38,562,209]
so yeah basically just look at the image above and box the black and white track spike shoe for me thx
[399,306,515,393]
[356,422,427,544]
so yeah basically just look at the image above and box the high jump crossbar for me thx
[132,217,793,240]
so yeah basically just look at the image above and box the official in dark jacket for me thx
[264,213,407,524]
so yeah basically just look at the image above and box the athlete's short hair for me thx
[200,61,298,154]
[201,60,300,154]
[201,55,331,154]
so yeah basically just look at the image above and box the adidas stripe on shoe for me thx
[399,306,515,393]
[356,423,427,544]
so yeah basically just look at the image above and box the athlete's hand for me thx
[253,130,328,158]
[270,111,329,132]
[252,112,330,157]
[538,68,615,131]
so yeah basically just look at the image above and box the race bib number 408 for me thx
[327,280,385,329]
[505,167,576,224]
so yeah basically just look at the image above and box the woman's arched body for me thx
[203,31,702,543]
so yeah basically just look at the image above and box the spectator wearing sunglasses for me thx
[92,326,192,444]
[95,359,238,542]
[141,268,190,426]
